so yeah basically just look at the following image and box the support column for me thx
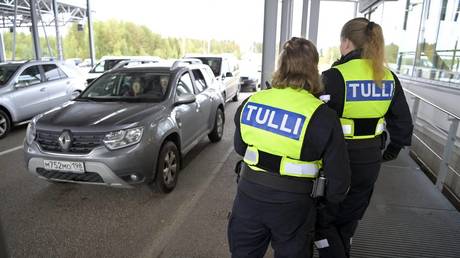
[261,0,278,89]
[279,0,294,51]
[52,0,63,61]
[30,0,41,60]
[301,0,309,38]
[308,0,320,45]
[12,0,18,60]
[87,0,96,66]
[354,1,359,18]
[0,32,5,62]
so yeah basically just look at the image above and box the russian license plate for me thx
[44,160,85,173]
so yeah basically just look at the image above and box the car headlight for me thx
[26,122,36,145]
[103,127,144,150]
[26,115,42,145]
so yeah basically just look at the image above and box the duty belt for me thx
[240,163,314,194]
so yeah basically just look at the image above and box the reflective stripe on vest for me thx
[334,59,394,139]
[240,87,323,178]
[244,147,321,178]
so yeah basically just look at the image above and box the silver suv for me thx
[0,60,86,138]
[23,62,225,193]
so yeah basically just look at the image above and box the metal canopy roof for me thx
[0,0,86,28]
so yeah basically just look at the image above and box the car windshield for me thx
[0,64,21,85]
[90,59,127,73]
[78,72,170,102]
[193,57,222,77]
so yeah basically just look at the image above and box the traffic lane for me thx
[0,124,27,153]
[0,97,246,258]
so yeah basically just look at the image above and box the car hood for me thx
[36,101,167,132]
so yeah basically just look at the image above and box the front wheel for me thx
[152,141,180,193]
[232,87,240,101]
[208,108,224,143]
[0,110,11,139]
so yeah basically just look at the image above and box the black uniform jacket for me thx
[234,93,351,204]
[322,50,414,151]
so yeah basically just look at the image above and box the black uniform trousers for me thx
[228,188,316,258]
[315,142,381,258]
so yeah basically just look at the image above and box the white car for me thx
[86,56,161,84]
[184,54,240,102]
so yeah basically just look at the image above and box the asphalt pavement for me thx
[0,94,249,258]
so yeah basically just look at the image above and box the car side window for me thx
[191,69,208,93]
[176,72,195,96]
[16,65,42,87]
[43,64,67,81]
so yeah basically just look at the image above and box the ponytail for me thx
[341,18,386,86]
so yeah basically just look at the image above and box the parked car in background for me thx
[0,60,86,138]
[24,62,225,193]
[239,61,260,92]
[184,54,240,102]
[86,56,161,84]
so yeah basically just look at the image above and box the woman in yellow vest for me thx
[228,37,351,258]
[315,18,414,258]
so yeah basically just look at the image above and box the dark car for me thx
[24,62,225,193]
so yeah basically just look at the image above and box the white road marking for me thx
[0,145,23,156]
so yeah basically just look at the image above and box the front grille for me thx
[240,76,249,80]
[36,130,105,154]
[36,168,104,183]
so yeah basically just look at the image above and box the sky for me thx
[60,0,358,53]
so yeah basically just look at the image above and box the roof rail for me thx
[171,60,190,70]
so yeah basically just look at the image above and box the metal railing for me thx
[404,88,460,191]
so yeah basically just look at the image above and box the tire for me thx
[208,108,224,143]
[153,141,180,193]
[0,110,11,139]
[222,91,227,102]
[232,87,240,101]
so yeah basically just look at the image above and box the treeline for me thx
[3,19,241,60]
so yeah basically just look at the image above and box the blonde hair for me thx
[341,18,385,85]
[271,37,323,95]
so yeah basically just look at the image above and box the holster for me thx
[234,160,243,183]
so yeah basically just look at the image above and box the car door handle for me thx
[40,87,46,92]
[66,81,70,85]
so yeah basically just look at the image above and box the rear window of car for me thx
[0,64,21,85]
[192,57,222,77]
[90,59,127,73]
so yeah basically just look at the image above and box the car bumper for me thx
[24,141,156,188]
[240,79,258,90]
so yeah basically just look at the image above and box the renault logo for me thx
[58,131,72,151]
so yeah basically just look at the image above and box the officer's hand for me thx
[382,142,401,162]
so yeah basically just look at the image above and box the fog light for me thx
[130,174,139,181]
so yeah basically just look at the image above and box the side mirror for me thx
[225,72,233,78]
[14,81,28,88]
[174,93,196,106]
